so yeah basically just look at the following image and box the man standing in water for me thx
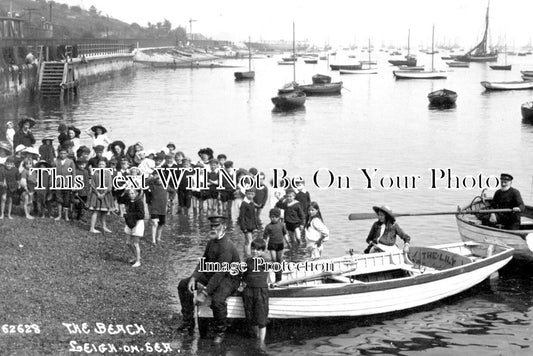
[489,173,525,230]
[177,215,241,344]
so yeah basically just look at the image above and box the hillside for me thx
[0,0,186,40]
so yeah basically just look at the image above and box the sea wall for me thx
[0,64,38,107]
[0,54,134,108]
[72,54,134,85]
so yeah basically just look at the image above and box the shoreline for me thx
[0,215,181,354]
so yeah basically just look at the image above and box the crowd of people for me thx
[0,118,331,265]
[4,117,525,348]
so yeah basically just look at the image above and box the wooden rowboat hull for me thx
[330,64,362,71]
[481,80,533,90]
[198,242,513,319]
[394,71,447,79]
[295,82,343,95]
[340,69,378,75]
[489,65,512,71]
[234,71,255,80]
[456,199,533,260]
[428,89,458,106]
[271,92,306,110]
[522,101,533,120]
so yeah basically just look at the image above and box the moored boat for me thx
[271,91,306,110]
[521,70,533,76]
[456,197,533,260]
[428,88,458,106]
[197,241,513,322]
[304,58,318,64]
[394,70,447,79]
[340,68,378,75]
[521,101,533,120]
[489,64,512,70]
[234,37,255,81]
[295,82,343,95]
[330,63,362,71]
[311,74,331,84]
[447,61,470,68]
[481,80,533,90]
[397,65,424,71]
[455,2,498,62]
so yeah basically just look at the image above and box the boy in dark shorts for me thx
[242,238,269,349]
[239,188,258,256]
[263,208,289,282]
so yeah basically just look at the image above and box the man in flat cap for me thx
[489,173,525,230]
[177,215,240,343]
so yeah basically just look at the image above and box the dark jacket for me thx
[366,221,411,246]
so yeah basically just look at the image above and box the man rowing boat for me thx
[487,173,524,230]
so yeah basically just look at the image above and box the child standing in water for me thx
[239,188,258,256]
[241,238,269,350]
[304,202,329,259]
[276,189,305,245]
[263,208,289,282]
[124,189,144,267]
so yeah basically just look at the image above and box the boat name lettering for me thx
[414,251,457,266]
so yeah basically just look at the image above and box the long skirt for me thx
[87,191,115,211]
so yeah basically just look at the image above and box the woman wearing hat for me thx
[365,205,411,254]
[39,137,56,166]
[67,126,81,155]
[13,118,36,149]
[107,140,126,169]
[85,125,111,148]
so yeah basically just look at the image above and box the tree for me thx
[89,5,97,15]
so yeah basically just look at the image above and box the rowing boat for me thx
[271,91,306,110]
[481,80,533,90]
[522,101,533,120]
[456,196,533,260]
[197,241,512,325]
[427,88,458,106]
[295,82,343,95]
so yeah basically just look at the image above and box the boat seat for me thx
[327,275,365,283]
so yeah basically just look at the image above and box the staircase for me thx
[38,62,67,97]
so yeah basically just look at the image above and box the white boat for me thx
[340,68,378,75]
[394,70,447,79]
[339,38,378,75]
[394,25,447,79]
[197,241,512,323]
[481,80,533,90]
[457,196,533,261]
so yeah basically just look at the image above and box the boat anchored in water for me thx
[428,88,458,106]
[481,80,533,91]
[394,25,447,79]
[234,36,255,80]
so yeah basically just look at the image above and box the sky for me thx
[61,0,533,48]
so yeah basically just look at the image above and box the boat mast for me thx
[407,29,411,57]
[248,35,251,72]
[293,22,296,83]
[484,0,490,54]
[368,38,371,67]
[431,25,435,71]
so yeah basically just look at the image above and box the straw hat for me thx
[90,125,107,134]
[18,117,36,129]
[373,205,395,222]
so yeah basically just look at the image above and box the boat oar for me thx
[270,265,359,288]
[348,208,514,221]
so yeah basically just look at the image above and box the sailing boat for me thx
[388,29,417,67]
[272,23,306,110]
[456,1,498,62]
[490,42,511,70]
[340,38,378,74]
[234,37,255,80]
[394,25,447,79]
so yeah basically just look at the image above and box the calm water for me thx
[2,51,533,355]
